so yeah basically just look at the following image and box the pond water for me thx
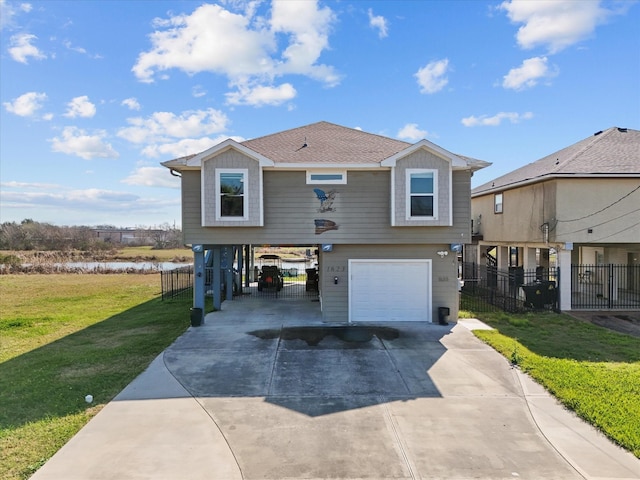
[19,258,315,273]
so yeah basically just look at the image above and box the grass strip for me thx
[464,309,640,458]
[0,274,190,479]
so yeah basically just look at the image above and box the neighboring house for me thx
[468,127,640,310]
[162,121,489,323]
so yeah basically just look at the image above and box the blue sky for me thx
[1,0,638,228]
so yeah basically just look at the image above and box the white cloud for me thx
[63,40,86,54]
[117,108,229,144]
[192,85,207,98]
[226,82,296,106]
[270,1,338,83]
[499,0,620,54]
[502,56,556,90]
[0,183,181,225]
[64,95,96,118]
[1,180,60,189]
[121,97,141,110]
[8,33,46,63]
[415,59,450,94]
[50,126,119,159]
[3,91,47,117]
[140,135,236,159]
[132,1,339,105]
[368,9,388,38]
[1,188,138,207]
[461,111,534,127]
[122,166,180,188]
[1,1,32,30]
[397,123,428,141]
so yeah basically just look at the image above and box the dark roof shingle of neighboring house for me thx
[472,127,640,196]
[241,121,411,165]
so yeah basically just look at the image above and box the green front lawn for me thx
[462,308,640,458]
[0,274,190,479]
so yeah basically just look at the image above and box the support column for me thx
[193,248,205,312]
[212,247,222,311]
[222,246,233,301]
[497,246,509,270]
[244,245,250,287]
[523,247,537,271]
[236,245,243,294]
[558,247,572,311]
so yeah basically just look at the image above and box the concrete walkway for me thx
[32,298,640,480]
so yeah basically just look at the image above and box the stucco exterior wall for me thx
[473,178,640,246]
[472,181,556,244]
[554,178,640,244]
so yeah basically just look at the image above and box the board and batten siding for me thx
[318,244,459,323]
[181,169,472,246]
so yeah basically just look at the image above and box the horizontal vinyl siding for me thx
[319,244,459,323]
[181,171,202,242]
[182,169,471,246]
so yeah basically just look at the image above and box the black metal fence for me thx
[161,266,193,300]
[222,267,320,300]
[161,265,320,301]
[571,264,640,309]
[460,262,559,313]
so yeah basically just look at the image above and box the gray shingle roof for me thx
[161,121,490,171]
[472,127,640,196]
[241,121,411,165]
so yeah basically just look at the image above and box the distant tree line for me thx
[0,219,183,251]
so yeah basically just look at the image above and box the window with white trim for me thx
[306,170,347,184]
[216,169,248,220]
[406,169,437,219]
[494,193,503,214]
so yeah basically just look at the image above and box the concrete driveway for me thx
[32,298,640,480]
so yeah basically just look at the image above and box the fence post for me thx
[608,264,614,308]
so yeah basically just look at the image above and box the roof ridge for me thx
[551,127,614,173]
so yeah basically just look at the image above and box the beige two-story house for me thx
[468,127,640,310]
[163,121,489,323]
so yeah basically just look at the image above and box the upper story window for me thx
[216,169,248,220]
[406,169,437,219]
[494,192,503,214]
[306,170,347,184]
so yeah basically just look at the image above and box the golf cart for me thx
[257,254,284,291]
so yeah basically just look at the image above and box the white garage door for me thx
[349,259,432,322]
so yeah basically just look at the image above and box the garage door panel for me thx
[349,260,431,322]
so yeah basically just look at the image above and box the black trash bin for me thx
[438,307,450,325]
[190,307,203,327]
[522,281,556,309]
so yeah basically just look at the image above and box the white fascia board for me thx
[186,139,275,167]
[381,140,467,168]
[264,163,384,170]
